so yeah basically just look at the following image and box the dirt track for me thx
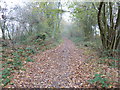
[10,38,89,88]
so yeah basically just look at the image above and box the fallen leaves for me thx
[4,38,118,88]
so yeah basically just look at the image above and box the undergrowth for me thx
[70,36,119,88]
[1,47,35,87]
[88,74,111,88]
[1,36,62,87]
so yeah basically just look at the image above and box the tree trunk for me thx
[98,2,105,49]
[1,20,6,40]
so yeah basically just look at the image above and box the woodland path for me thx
[11,38,90,88]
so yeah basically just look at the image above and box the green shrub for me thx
[26,57,34,62]
[2,78,11,86]
[26,47,36,54]
[88,74,110,88]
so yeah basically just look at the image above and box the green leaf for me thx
[3,78,11,86]
[26,57,34,62]
[95,74,102,77]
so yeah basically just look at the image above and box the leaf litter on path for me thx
[5,38,118,88]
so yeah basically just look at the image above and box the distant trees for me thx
[69,2,120,55]
[0,1,63,44]
[0,1,18,40]
[0,2,7,40]
[69,2,98,41]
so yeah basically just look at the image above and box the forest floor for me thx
[5,38,118,88]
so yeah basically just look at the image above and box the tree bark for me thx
[1,20,6,40]
[98,2,106,49]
